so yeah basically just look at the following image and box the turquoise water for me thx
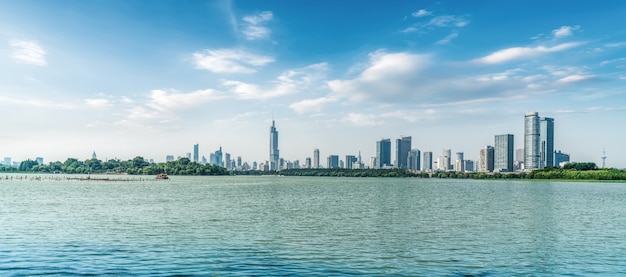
[1,175,625,276]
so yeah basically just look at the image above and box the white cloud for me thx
[474,42,582,64]
[222,62,328,100]
[289,96,337,114]
[328,50,431,102]
[193,49,274,73]
[9,39,47,66]
[557,74,594,83]
[344,113,384,126]
[411,9,432,18]
[241,11,273,40]
[146,89,224,111]
[85,98,113,108]
[552,25,579,39]
[436,31,459,45]
[429,15,469,28]
[606,42,626,48]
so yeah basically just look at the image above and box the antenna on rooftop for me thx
[601,148,607,168]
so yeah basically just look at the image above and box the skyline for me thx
[1,1,625,168]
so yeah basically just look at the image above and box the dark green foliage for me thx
[234,168,430,178]
[1,157,228,176]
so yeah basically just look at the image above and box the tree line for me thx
[1,157,228,176]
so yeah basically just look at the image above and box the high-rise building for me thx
[313,149,320,168]
[305,157,312,168]
[92,151,97,160]
[454,152,464,172]
[422,152,433,171]
[193,144,199,163]
[269,120,279,171]
[540,117,555,168]
[395,136,411,169]
[345,155,357,169]
[495,134,514,172]
[376,138,391,168]
[407,149,421,171]
[479,146,495,172]
[224,153,231,170]
[524,112,541,170]
[327,155,339,169]
[212,147,223,167]
[442,149,452,171]
[166,155,175,162]
[237,156,242,168]
[554,150,570,167]
[3,157,11,167]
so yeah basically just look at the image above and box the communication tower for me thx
[601,148,607,168]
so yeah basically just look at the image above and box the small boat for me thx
[156,173,169,180]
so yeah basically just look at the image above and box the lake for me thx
[1,175,625,276]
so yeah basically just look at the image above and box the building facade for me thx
[193,144,199,163]
[313,148,320,169]
[345,155,357,169]
[495,134,514,172]
[327,155,339,169]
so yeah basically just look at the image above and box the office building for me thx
[166,155,175,162]
[495,134,514,172]
[345,155,357,169]
[305,157,312,169]
[269,120,280,171]
[193,144,199,163]
[442,149,452,171]
[327,155,339,169]
[407,149,421,171]
[524,112,541,170]
[395,136,411,169]
[376,139,391,168]
[313,149,320,168]
[479,146,495,172]
[554,150,570,167]
[540,117,555,167]
[454,152,464,172]
[422,152,433,171]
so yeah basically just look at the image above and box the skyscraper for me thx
[554,150,570,167]
[479,146,495,172]
[454,152,464,172]
[407,149,421,171]
[345,155,357,169]
[193,144,199,163]
[524,112,541,170]
[305,157,312,169]
[540,117,555,168]
[327,155,339,169]
[313,149,320,168]
[442,149,452,171]
[495,134,514,172]
[422,152,433,171]
[395,136,411,169]
[269,120,279,171]
[376,139,391,168]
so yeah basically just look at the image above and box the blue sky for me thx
[1,0,625,168]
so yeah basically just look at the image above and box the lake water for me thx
[1,175,625,276]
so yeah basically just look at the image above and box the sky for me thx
[1,0,625,168]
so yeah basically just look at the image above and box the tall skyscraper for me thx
[224,153,231,170]
[407,149,421,171]
[540,117,555,168]
[395,136,411,169]
[554,150,570,167]
[376,139,391,168]
[193,144,199,163]
[441,149,452,171]
[305,157,312,169]
[495,134,514,172]
[524,112,541,170]
[313,149,320,168]
[422,152,433,171]
[479,146,495,172]
[269,120,279,171]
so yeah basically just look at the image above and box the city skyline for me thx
[1,1,625,168]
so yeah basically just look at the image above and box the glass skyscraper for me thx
[269,120,279,171]
[407,149,420,171]
[495,134,514,172]
[422,152,433,171]
[395,136,411,169]
[540,117,554,168]
[376,139,391,168]
[524,112,541,170]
